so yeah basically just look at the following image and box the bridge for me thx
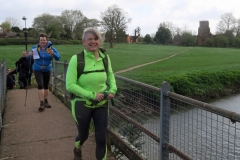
[1,59,240,160]
[0,88,116,160]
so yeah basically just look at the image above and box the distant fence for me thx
[0,60,7,135]
[50,60,240,160]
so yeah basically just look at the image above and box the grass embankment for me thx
[1,44,240,101]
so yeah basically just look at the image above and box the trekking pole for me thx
[24,56,32,106]
[8,75,20,87]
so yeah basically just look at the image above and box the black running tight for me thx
[34,70,51,89]
[73,101,108,160]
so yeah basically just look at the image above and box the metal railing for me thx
[50,60,240,160]
[0,60,7,134]
[161,81,240,160]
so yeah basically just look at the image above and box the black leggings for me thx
[34,71,51,89]
[74,101,108,160]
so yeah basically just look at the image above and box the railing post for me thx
[54,61,58,95]
[63,60,68,104]
[0,60,7,133]
[160,81,171,160]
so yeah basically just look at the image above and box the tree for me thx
[235,18,240,37]
[5,17,20,28]
[28,28,39,38]
[224,30,235,47]
[32,13,57,32]
[180,32,196,46]
[59,10,85,39]
[216,13,236,34]
[100,4,131,48]
[213,35,229,47]
[46,23,61,39]
[132,26,141,42]
[234,37,240,47]
[74,17,100,40]
[1,21,11,31]
[115,29,127,43]
[158,21,178,38]
[154,26,172,44]
[205,38,214,47]
[11,26,21,33]
[143,34,152,44]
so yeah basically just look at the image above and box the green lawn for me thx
[0,43,189,71]
[118,46,240,87]
[1,43,240,88]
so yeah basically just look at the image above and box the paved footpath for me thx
[0,88,116,160]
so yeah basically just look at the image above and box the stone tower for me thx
[197,21,212,45]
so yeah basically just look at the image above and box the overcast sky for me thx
[1,0,239,36]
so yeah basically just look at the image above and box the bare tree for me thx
[100,4,132,48]
[132,26,141,42]
[216,12,236,34]
[158,21,178,38]
[235,18,240,37]
[74,17,100,40]
[5,17,20,28]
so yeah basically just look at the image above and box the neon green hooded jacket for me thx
[66,49,117,102]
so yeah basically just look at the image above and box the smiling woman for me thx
[66,27,117,160]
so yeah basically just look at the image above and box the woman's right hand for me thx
[95,93,104,102]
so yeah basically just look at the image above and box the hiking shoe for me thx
[73,147,82,160]
[38,101,45,112]
[44,99,51,108]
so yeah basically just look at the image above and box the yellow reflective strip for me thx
[71,99,78,125]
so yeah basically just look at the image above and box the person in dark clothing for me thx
[6,68,16,90]
[9,50,33,89]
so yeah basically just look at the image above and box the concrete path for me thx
[0,88,116,160]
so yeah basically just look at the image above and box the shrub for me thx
[166,70,240,101]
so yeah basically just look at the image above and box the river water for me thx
[141,93,240,160]
[208,93,240,113]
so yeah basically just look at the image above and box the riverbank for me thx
[165,70,240,102]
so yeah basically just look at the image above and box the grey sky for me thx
[0,0,239,36]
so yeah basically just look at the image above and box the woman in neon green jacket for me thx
[66,27,117,160]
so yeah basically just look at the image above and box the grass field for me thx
[1,43,240,88]
[0,43,189,71]
[118,46,240,87]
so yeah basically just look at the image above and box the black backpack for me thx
[70,48,109,99]
[76,48,108,80]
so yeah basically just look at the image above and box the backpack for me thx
[70,48,109,99]
[76,47,108,80]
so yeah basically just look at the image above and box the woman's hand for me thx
[106,93,115,100]
[49,49,54,55]
[96,93,104,102]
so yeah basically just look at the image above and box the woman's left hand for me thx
[106,93,115,100]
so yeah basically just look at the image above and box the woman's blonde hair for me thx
[82,27,104,44]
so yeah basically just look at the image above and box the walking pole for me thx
[8,75,20,87]
[24,55,32,106]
